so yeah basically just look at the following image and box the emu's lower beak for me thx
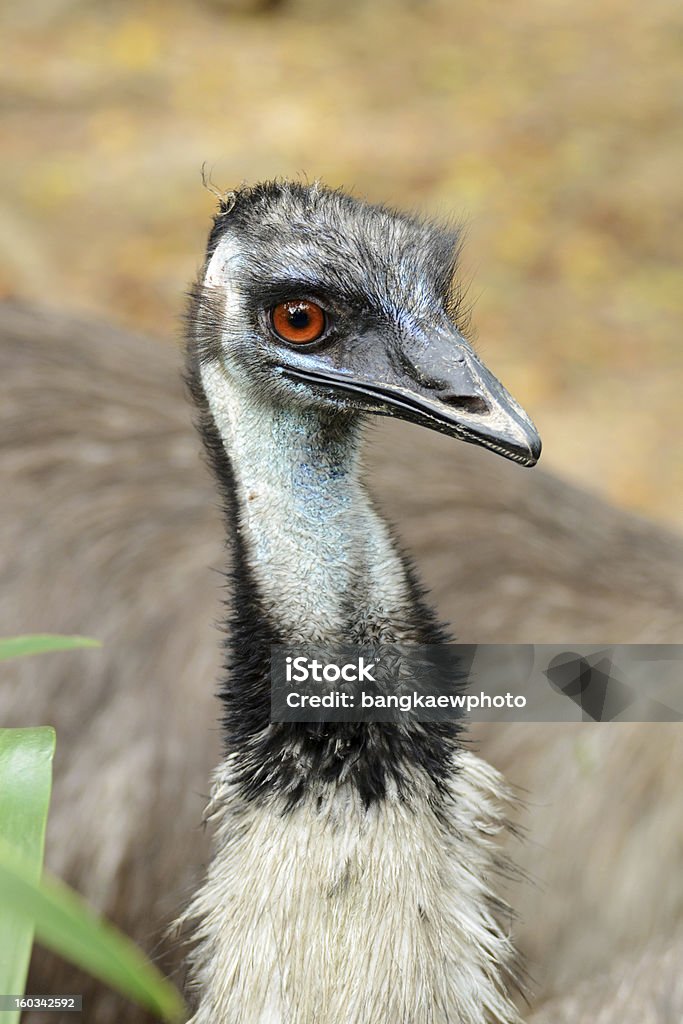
[283,329,542,468]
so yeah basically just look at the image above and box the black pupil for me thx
[288,305,310,329]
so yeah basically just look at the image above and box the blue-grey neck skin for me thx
[202,364,424,643]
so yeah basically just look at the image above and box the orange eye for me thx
[271,300,326,344]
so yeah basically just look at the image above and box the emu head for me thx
[189,180,541,467]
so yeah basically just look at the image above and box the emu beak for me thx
[283,327,542,467]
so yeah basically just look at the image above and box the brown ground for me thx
[1,0,681,526]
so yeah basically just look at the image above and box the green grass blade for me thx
[0,636,101,662]
[0,845,185,1022]
[0,728,56,1024]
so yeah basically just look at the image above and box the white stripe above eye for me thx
[204,233,245,294]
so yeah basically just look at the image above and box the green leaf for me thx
[0,844,185,1023]
[0,728,56,1024]
[0,636,101,662]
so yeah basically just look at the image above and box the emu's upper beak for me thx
[282,327,542,468]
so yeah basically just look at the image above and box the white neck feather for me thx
[185,754,519,1024]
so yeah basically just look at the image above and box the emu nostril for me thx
[438,392,489,415]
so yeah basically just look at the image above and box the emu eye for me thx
[271,300,326,344]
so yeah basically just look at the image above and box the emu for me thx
[2,256,682,1018]
[179,181,540,1023]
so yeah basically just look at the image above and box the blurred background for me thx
[1,0,681,527]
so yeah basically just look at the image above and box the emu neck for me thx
[201,361,413,643]
[198,360,454,808]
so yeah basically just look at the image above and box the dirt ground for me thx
[1,0,681,527]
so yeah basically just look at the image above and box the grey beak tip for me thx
[526,433,542,467]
